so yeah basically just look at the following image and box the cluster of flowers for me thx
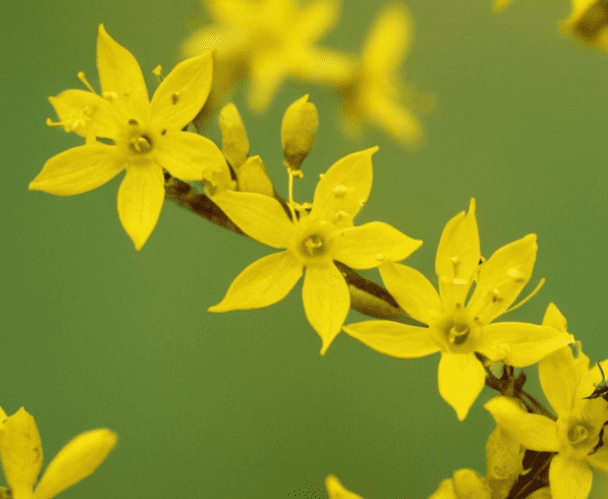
[7,0,608,497]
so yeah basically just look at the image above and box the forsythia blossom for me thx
[208,147,422,354]
[182,0,352,112]
[29,24,229,249]
[344,199,573,420]
[485,307,608,499]
[0,407,116,499]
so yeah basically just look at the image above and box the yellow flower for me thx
[486,305,608,499]
[0,407,117,499]
[325,475,364,499]
[208,147,422,354]
[29,24,229,250]
[561,0,608,54]
[427,469,490,499]
[340,4,428,148]
[343,199,573,420]
[182,0,352,112]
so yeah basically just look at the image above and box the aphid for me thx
[584,362,608,402]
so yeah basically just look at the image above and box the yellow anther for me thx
[333,185,347,197]
[77,71,97,94]
[376,253,385,261]
[507,267,526,282]
[171,92,179,105]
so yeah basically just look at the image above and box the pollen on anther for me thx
[171,92,179,105]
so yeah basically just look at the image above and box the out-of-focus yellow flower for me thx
[344,199,573,420]
[485,310,608,499]
[561,0,608,54]
[427,469,491,499]
[183,0,352,113]
[325,475,364,499]
[208,147,421,354]
[493,0,514,12]
[0,407,117,499]
[30,24,229,250]
[340,4,429,148]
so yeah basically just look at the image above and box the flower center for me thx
[558,415,602,456]
[434,306,478,353]
[294,218,335,265]
[126,119,154,155]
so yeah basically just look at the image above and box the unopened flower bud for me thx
[219,103,249,169]
[281,94,318,172]
[236,155,275,197]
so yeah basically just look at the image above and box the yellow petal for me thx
[542,303,568,332]
[0,408,42,498]
[343,320,439,359]
[29,144,123,196]
[150,51,213,130]
[302,263,350,355]
[484,396,560,451]
[211,190,294,248]
[538,346,580,417]
[311,147,378,222]
[208,251,303,312]
[155,131,229,183]
[437,352,486,420]
[248,59,288,113]
[236,156,275,197]
[325,475,364,499]
[435,199,480,308]
[117,165,165,250]
[477,323,573,367]
[378,262,441,325]
[48,90,117,139]
[33,429,117,499]
[467,234,538,324]
[362,4,412,75]
[333,222,422,269]
[96,24,149,121]
[366,94,423,147]
[548,452,593,499]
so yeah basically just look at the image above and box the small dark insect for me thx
[584,362,608,402]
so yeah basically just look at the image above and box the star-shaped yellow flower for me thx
[340,4,428,148]
[182,0,352,112]
[427,469,490,499]
[485,306,608,499]
[29,24,230,250]
[208,147,422,354]
[343,199,573,420]
[0,407,117,499]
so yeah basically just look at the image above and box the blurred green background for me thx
[2,0,608,497]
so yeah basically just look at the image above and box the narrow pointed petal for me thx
[211,190,294,248]
[484,396,560,451]
[29,144,123,196]
[436,199,479,307]
[296,0,339,42]
[96,24,149,121]
[117,165,165,250]
[362,4,412,74]
[248,60,287,113]
[333,222,422,269]
[150,51,213,130]
[311,147,377,222]
[367,95,423,147]
[343,320,439,358]
[538,347,580,417]
[548,453,592,499]
[378,262,442,325]
[34,429,117,499]
[48,90,118,139]
[302,263,350,355]
[0,408,42,498]
[209,251,302,312]
[155,131,229,183]
[477,323,573,368]
[467,234,538,324]
[438,353,486,420]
